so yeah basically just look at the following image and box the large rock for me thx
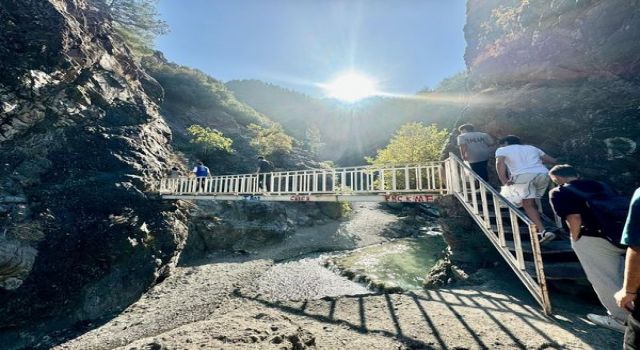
[462,0,640,192]
[0,0,187,342]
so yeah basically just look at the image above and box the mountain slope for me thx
[226,78,467,165]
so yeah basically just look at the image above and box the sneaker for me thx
[587,314,626,334]
[538,231,556,245]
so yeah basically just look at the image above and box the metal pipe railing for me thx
[445,153,551,314]
[159,162,444,196]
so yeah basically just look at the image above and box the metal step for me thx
[504,239,577,263]
[525,261,586,280]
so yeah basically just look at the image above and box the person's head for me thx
[257,156,264,160]
[499,135,522,146]
[458,124,475,133]
[549,164,579,185]
[197,161,203,166]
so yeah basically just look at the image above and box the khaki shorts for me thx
[510,173,550,200]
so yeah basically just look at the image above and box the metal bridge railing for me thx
[159,162,445,196]
[445,153,551,314]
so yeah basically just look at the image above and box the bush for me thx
[248,123,293,156]
[366,122,449,165]
[187,125,234,154]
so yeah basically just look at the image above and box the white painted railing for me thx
[159,162,444,197]
[444,153,551,314]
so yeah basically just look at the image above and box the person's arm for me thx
[495,156,511,185]
[541,154,557,164]
[485,133,496,147]
[565,214,582,241]
[459,144,468,161]
[615,246,640,311]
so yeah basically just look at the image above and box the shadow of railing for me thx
[233,287,571,349]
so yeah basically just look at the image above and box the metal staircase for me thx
[159,155,585,314]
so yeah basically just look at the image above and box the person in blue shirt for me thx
[615,187,640,349]
[192,161,210,192]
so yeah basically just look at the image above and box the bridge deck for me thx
[162,192,440,203]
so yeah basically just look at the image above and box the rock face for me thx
[0,0,187,338]
[463,0,640,191]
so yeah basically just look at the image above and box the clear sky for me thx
[155,0,467,97]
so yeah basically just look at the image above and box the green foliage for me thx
[434,71,468,93]
[143,59,268,126]
[92,0,168,55]
[248,123,294,156]
[367,122,449,165]
[187,125,234,154]
[304,125,324,155]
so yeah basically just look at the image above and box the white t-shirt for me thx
[495,144,548,176]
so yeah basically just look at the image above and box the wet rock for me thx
[436,196,500,270]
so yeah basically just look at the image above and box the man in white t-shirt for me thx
[495,135,557,244]
[457,124,494,181]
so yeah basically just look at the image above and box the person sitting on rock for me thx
[548,164,627,333]
[495,135,557,244]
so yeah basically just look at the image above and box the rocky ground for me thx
[51,203,623,350]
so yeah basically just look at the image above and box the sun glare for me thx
[323,73,377,102]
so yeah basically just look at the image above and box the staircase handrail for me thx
[447,153,534,225]
[446,152,551,314]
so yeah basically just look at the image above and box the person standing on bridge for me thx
[495,135,557,244]
[256,156,273,192]
[457,124,494,182]
[192,161,210,192]
[615,187,640,347]
[548,164,627,333]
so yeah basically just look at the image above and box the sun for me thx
[323,72,377,102]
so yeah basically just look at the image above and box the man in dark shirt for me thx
[549,164,626,333]
[255,156,273,192]
[615,187,640,348]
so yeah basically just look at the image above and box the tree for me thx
[304,125,324,155]
[187,125,234,156]
[248,123,293,156]
[367,122,449,165]
[92,0,169,55]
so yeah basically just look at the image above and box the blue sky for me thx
[155,0,467,97]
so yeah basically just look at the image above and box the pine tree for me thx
[91,0,169,55]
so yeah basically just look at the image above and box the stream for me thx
[253,203,448,301]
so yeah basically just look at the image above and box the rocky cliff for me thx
[0,0,188,340]
[463,0,640,191]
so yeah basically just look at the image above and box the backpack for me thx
[563,182,629,247]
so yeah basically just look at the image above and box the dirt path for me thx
[55,204,623,350]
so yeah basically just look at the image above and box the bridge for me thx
[159,154,585,315]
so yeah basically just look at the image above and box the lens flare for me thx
[322,72,377,102]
